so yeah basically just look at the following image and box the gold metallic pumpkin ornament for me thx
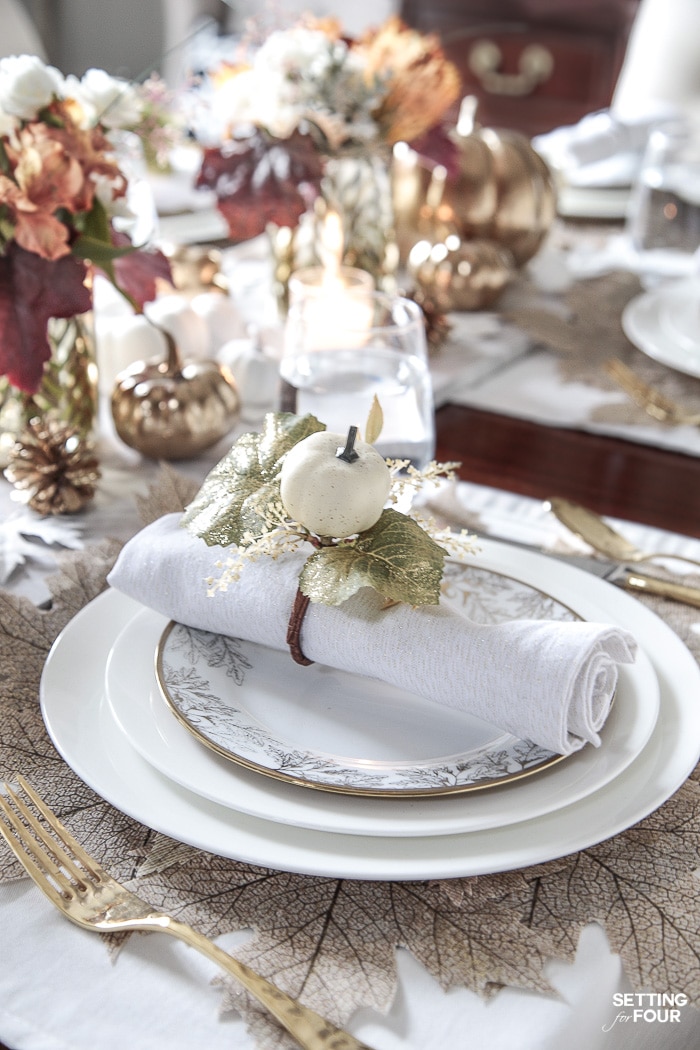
[392,98,557,268]
[111,327,239,460]
[408,236,515,311]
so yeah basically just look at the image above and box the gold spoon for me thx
[546,497,700,570]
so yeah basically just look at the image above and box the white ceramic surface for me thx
[154,562,578,796]
[104,589,658,835]
[622,277,700,377]
[40,541,700,880]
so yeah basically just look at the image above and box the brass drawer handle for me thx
[468,39,554,96]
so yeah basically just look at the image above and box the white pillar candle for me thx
[190,291,247,356]
[144,294,210,360]
[96,314,168,392]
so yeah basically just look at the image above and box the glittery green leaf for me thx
[298,508,447,606]
[181,412,325,547]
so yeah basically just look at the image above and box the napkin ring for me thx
[287,588,313,666]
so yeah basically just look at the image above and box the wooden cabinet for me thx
[400,0,641,135]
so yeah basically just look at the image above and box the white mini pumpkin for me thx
[280,430,391,537]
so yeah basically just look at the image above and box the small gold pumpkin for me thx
[408,236,515,311]
[111,328,239,460]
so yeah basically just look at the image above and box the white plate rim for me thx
[104,590,657,836]
[40,540,700,879]
[622,277,700,378]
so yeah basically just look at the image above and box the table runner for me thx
[1,469,699,1049]
[437,223,700,460]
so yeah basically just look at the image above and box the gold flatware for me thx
[0,775,373,1050]
[547,496,700,571]
[605,358,700,426]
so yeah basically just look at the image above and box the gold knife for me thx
[486,537,700,609]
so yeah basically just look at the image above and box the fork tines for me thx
[0,775,100,898]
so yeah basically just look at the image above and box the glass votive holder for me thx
[287,265,375,307]
[280,290,435,469]
[626,120,700,256]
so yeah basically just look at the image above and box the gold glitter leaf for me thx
[299,507,447,606]
[182,413,325,547]
[364,394,384,446]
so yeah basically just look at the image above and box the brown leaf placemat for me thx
[1,469,699,1049]
[502,266,700,429]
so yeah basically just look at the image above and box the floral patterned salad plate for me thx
[155,562,615,797]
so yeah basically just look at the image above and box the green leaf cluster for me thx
[300,508,447,606]
[182,413,325,547]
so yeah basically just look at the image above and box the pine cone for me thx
[406,286,452,354]
[4,418,101,514]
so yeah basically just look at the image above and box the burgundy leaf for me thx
[410,123,462,181]
[111,241,173,309]
[0,243,92,394]
[196,130,324,241]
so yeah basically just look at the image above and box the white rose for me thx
[0,54,64,120]
[66,68,143,129]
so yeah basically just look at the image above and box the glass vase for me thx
[268,146,399,316]
[0,314,98,468]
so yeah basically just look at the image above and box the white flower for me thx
[91,171,132,218]
[255,27,335,79]
[0,54,64,120]
[64,68,143,129]
[0,110,18,136]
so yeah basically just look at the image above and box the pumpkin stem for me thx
[457,94,478,136]
[336,425,360,463]
[148,321,182,375]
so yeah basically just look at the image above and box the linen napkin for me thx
[532,107,676,188]
[107,513,637,756]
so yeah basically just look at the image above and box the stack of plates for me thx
[623,276,700,377]
[40,540,700,880]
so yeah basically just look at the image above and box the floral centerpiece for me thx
[194,16,461,281]
[0,54,171,400]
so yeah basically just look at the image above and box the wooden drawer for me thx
[401,1,640,136]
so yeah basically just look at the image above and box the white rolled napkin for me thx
[107,514,637,756]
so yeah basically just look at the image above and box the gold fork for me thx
[605,358,700,425]
[0,775,373,1050]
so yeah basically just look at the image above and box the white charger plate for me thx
[41,541,700,880]
[622,277,700,377]
[104,591,657,836]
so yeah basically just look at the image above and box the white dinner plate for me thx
[41,541,700,880]
[622,276,700,377]
[104,580,657,835]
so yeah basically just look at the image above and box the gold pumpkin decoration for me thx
[111,329,239,460]
[449,123,556,266]
[392,99,557,268]
[408,237,515,312]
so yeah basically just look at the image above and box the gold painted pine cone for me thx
[4,418,100,514]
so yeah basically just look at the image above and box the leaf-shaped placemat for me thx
[1,466,699,1049]
[502,266,700,430]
